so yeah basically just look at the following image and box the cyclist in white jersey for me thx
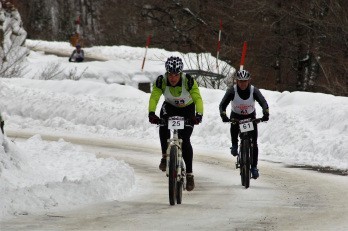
[219,69,269,179]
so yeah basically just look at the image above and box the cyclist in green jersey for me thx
[148,56,204,191]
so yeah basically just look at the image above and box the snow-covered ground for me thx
[0,40,347,220]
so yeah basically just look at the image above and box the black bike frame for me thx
[233,118,261,189]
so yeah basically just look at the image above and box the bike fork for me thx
[177,146,184,180]
[165,143,172,176]
[235,155,240,169]
[236,146,241,169]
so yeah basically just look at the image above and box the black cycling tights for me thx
[231,122,259,168]
[159,102,195,173]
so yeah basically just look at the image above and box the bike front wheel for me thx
[241,139,251,189]
[168,145,178,205]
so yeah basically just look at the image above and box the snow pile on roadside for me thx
[0,133,135,219]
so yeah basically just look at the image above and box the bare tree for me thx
[14,0,348,95]
[0,4,29,78]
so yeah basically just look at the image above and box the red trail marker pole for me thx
[141,35,152,71]
[216,19,222,69]
[240,41,247,70]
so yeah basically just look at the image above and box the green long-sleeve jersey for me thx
[148,73,204,114]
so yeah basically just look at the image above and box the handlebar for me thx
[157,118,193,127]
[230,118,264,124]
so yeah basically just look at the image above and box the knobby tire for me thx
[242,139,251,189]
[169,146,178,205]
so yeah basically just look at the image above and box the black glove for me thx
[148,112,160,124]
[192,113,202,125]
[262,109,269,122]
[220,112,230,122]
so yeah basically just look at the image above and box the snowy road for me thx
[2,132,348,230]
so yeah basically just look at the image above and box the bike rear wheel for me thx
[169,146,178,205]
[241,139,251,189]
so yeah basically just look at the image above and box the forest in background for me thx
[13,0,348,96]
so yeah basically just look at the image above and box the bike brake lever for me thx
[157,118,166,126]
[230,119,238,125]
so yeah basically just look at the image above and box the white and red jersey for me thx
[231,85,255,115]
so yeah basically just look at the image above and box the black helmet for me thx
[236,69,251,80]
[165,56,183,74]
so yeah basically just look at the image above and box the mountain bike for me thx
[232,118,262,189]
[159,116,190,205]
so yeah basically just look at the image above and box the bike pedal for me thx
[235,163,240,169]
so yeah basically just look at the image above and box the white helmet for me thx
[236,70,251,80]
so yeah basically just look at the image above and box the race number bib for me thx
[168,116,185,130]
[239,122,254,133]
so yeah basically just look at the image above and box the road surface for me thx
[1,131,348,230]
